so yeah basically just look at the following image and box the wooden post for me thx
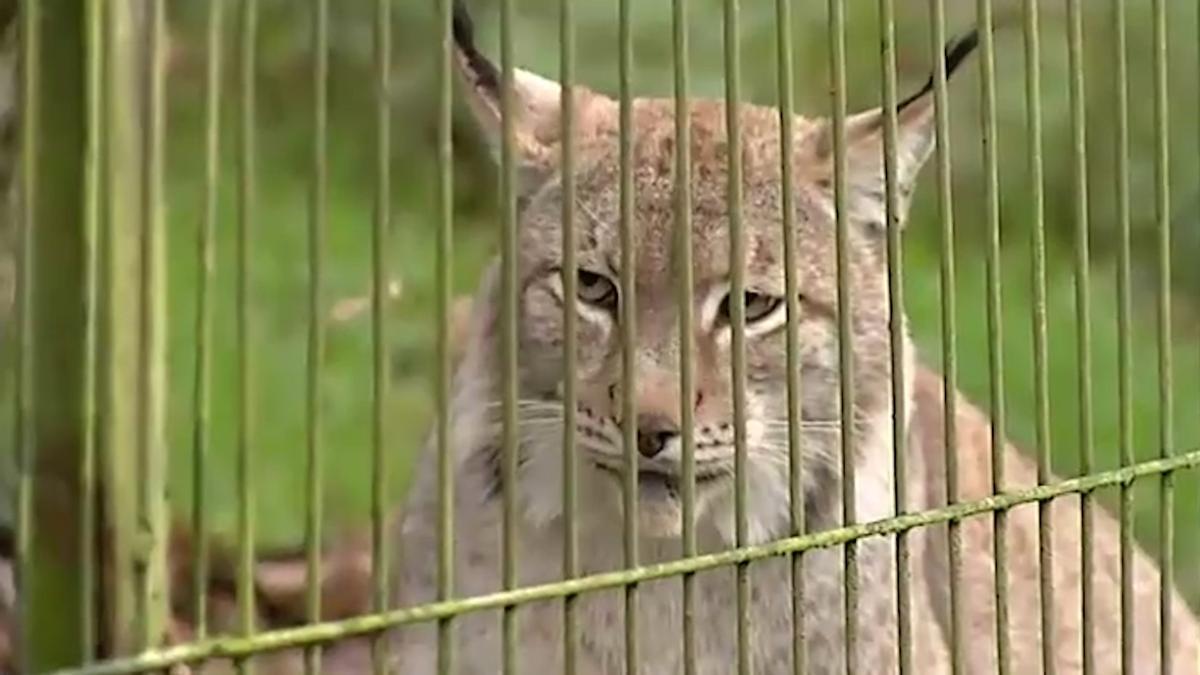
[19,0,88,669]
[16,0,166,667]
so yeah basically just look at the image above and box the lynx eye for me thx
[718,291,783,326]
[576,269,618,310]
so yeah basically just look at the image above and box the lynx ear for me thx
[813,30,979,229]
[452,2,607,197]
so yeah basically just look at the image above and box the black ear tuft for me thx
[896,28,981,112]
[452,0,499,94]
[943,29,980,80]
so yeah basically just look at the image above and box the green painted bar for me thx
[1149,0,1173,671]
[1109,0,1134,671]
[19,0,95,667]
[498,0,521,670]
[101,0,146,657]
[304,0,329,672]
[876,1,909,672]
[13,1,36,668]
[827,1,857,672]
[721,0,751,672]
[135,0,170,652]
[26,0,100,666]
[616,0,639,670]
[370,1,392,672]
[772,0,804,672]
[434,0,456,672]
[670,0,697,670]
[1063,1,1095,672]
[191,0,225,642]
[45,449,1200,675]
[925,0,961,672]
[81,0,105,658]
[1019,0,1056,671]
[236,0,259,671]
[557,0,580,671]
[975,2,1010,671]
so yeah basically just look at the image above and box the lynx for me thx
[384,3,1200,674]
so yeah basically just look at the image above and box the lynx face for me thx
[453,13,976,544]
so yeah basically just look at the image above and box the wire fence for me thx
[6,0,1200,673]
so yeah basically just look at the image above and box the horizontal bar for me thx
[46,448,1200,675]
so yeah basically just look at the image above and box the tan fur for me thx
[906,369,1200,674]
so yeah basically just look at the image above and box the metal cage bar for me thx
[370,1,393,672]
[670,0,698,671]
[497,0,521,671]
[100,0,148,658]
[826,1,857,672]
[557,0,580,670]
[303,0,328,673]
[1150,0,1174,672]
[1109,1,1135,670]
[616,0,640,669]
[301,0,330,672]
[190,0,225,644]
[135,0,169,652]
[14,1,36,668]
[235,1,259,671]
[925,0,963,671]
[434,0,457,672]
[877,1,909,672]
[975,1,1009,671]
[81,0,105,659]
[1063,1,1096,670]
[773,0,804,673]
[1018,0,1056,672]
[721,0,751,672]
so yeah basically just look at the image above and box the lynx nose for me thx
[636,414,679,459]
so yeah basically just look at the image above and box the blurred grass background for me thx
[1,0,1198,609]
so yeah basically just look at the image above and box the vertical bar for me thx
[722,0,750,672]
[1149,0,1173,671]
[671,0,697,670]
[371,1,392,672]
[828,1,857,672]
[236,0,258,669]
[13,1,37,667]
[1020,0,1056,671]
[773,0,804,672]
[1109,0,1134,670]
[101,0,145,657]
[498,0,520,670]
[19,0,92,668]
[927,0,962,671]
[877,0,908,672]
[304,0,328,673]
[191,0,225,642]
[136,0,170,651]
[616,0,640,667]
[976,2,1010,672]
[82,0,105,658]
[1063,1,1094,672]
[558,0,579,670]
[434,0,456,671]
